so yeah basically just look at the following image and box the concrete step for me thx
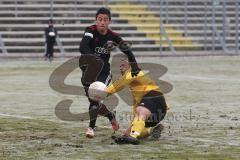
[0,0,238,54]
[0,17,128,24]
[0,0,103,4]
[5,29,236,37]
[0,24,139,31]
[2,43,203,53]
[1,17,238,26]
[2,44,159,53]
[0,30,147,38]
[0,4,103,9]
[1,36,204,43]
[2,38,156,45]
[3,23,231,29]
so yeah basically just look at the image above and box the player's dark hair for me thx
[96,7,111,20]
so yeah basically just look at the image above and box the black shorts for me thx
[81,64,111,87]
[139,91,167,127]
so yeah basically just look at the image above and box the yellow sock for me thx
[130,117,145,138]
[139,127,151,138]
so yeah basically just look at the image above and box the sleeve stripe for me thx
[84,32,93,38]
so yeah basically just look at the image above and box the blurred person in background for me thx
[44,19,57,61]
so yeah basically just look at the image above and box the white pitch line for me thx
[0,113,33,119]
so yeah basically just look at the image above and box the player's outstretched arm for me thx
[107,72,134,95]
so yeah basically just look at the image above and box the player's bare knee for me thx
[136,106,151,118]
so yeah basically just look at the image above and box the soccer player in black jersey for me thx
[79,7,141,138]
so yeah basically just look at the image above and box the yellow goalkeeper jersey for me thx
[107,70,161,117]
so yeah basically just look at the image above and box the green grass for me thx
[0,117,239,160]
[0,118,240,160]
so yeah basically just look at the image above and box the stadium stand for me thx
[0,0,239,57]
[109,2,201,51]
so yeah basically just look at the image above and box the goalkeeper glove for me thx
[131,64,141,77]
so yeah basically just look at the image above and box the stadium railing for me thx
[0,0,239,57]
[106,0,240,55]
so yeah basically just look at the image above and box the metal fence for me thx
[0,0,239,56]
[106,0,240,55]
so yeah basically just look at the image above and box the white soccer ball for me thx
[49,32,55,37]
[88,81,107,101]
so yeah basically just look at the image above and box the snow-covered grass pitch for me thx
[0,56,239,159]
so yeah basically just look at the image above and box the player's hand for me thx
[131,67,141,77]
[130,62,141,77]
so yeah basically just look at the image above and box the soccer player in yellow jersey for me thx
[106,58,168,145]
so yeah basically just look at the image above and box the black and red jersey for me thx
[79,25,138,75]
